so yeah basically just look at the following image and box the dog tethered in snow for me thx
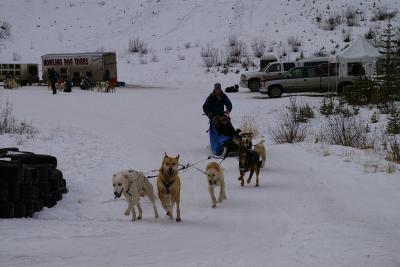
[157,153,182,222]
[205,162,226,208]
[237,133,262,187]
[112,170,159,221]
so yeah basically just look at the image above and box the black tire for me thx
[0,147,19,155]
[248,79,261,92]
[33,200,43,212]
[268,86,283,98]
[14,203,26,218]
[7,184,20,202]
[49,178,60,192]
[20,185,39,203]
[0,183,8,202]
[25,203,34,218]
[55,191,62,201]
[10,154,57,168]
[37,182,50,197]
[23,166,39,184]
[0,202,14,218]
[44,195,57,208]
[0,161,21,184]
[54,169,63,179]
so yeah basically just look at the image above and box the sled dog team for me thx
[112,134,267,223]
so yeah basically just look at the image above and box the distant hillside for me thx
[0,0,398,87]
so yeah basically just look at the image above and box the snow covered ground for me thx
[0,86,399,267]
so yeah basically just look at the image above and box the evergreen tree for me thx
[378,20,399,102]
[386,111,400,135]
[343,72,377,105]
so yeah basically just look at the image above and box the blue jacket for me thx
[49,69,59,82]
[203,93,232,117]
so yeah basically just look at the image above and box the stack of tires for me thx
[0,148,67,218]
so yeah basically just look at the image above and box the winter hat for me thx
[214,83,222,91]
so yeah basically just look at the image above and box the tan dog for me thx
[112,169,159,221]
[205,162,226,208]
[254,139,266,168]
[157,153,181,222]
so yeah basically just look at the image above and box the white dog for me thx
[112,169,159,221]
[205,162,226,208]
[254,139,267,168]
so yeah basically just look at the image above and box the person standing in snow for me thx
[49,67,59,95]
[203,83,232,121]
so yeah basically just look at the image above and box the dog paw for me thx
[212,203,216,208]
[255,183,260,187]
[238,177,243,181]
[247,179,251,184]
[124,210,130,216]
[176,218,181,222]
[137,216,142,220]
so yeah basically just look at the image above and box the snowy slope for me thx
[0,0,399,87]
[0,87,400,267]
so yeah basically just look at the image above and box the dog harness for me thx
[161,178,176,194]
[125,182,133,197]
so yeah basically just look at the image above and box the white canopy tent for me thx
[336,37,383,77]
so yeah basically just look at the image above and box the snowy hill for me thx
[0,0,399,87]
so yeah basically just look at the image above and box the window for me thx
[290,68,305,78]
[15,71,20,76]
[306,67,319,78]
[14,64,21,69]
[1,64,7,69]
[73,72,80,78]
[283,63,295,71]
[267,63,281,72]
[2,71,8,75]
[85,71,92,78]
[319,63,339,76]
[8,64,14,69]
[304,61,328,67]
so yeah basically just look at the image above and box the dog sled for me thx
[208,115,240,157]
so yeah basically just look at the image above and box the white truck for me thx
[259,63,361,98]
[240,57,329,92]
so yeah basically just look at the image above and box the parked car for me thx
[240,57,329,92]
[240,61,297,92]
[259,63,361,98]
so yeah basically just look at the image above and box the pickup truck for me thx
[240,57,329,92]
[240,61,297,92]
[259,64,358,98]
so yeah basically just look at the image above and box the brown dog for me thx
[157,153,181,222]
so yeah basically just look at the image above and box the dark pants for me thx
[51,81,56,94]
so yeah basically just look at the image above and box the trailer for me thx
[41,52,117,86]
[0,63,39,85]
